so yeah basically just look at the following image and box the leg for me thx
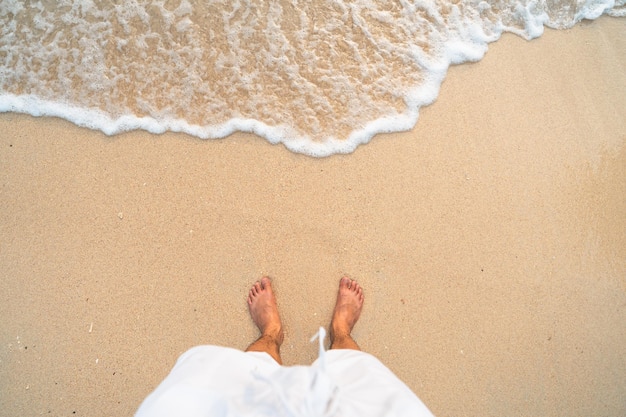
[330,276,364,350]
[245,276,284,364]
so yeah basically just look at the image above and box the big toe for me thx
[340,276,351,288]
[261,276,272,289]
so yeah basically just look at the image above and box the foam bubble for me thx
[0,0,622,156]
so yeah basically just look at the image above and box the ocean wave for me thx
[0,0,623,156]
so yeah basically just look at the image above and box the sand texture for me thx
[1,16,625,417]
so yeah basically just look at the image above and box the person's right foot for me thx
[330,276,364,343]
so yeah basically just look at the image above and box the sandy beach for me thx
[1,15,625,417]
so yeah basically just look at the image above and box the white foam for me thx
[0,0,622,156]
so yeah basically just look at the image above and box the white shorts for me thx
[136,335,434,417]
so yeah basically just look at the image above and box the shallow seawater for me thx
[0,0,624,156]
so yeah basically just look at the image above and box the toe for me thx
[261,276,271,289]
[340,276,350,288]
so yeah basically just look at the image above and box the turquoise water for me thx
[0,0,623,156]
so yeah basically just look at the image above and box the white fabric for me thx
[136,328,434,417]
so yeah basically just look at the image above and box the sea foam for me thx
[0,0,623,156]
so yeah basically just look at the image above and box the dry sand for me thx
[1,16,625,417]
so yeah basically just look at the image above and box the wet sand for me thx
[1,16,625,417]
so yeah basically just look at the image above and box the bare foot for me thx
[247,276,284,345]
[330,276,364,348]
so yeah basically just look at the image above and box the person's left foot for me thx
[247,277,284,345]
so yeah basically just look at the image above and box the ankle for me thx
[330,323,350,339]
[262,326,284,346]
[330,327,350,345]
[329,333,359,350]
